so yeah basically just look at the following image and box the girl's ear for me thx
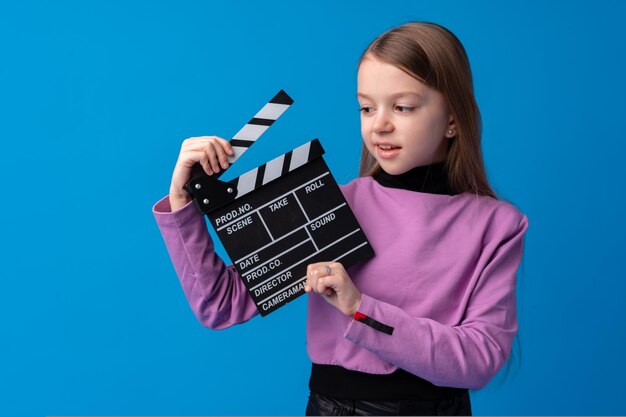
[446,116,457,138]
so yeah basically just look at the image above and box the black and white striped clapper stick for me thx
[187,138,325,213]
[232,139,324,200]
[228,90,294,167]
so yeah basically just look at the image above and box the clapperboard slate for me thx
[184,90,374,316]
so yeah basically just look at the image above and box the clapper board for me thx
[183,90,375,316]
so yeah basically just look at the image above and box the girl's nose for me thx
[372,109,394,134]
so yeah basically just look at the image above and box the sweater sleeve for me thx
[152,195,259,330]
[344,214,529,390]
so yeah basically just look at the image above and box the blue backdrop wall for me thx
[1,0,625,415]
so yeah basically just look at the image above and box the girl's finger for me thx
[202,141,222,173]
[308,263,332,276]
[216,137,235,157]
[181,137,231,157]
[306,263,333,293]
[308,267,324,293]
[177,149,209,169]
[306,268,317,293]
[211,138,232,170]
[180,137,211,151]
[197,151,213,176]
[182,136,225,146]
[180,140,225,173]
[315,275,335,294]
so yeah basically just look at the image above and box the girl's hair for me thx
[358,22,496,199]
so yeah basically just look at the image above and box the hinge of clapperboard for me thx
[184,90,325,214]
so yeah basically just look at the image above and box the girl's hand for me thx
[169,136,234,211]
[305,262,362,317]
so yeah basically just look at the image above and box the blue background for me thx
[1,0,625,415]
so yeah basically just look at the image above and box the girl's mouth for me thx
[377,144,400,150]
[376,144,401,159]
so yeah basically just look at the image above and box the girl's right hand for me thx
[169,136,234,211]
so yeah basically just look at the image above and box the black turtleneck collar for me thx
[372,161,457,195]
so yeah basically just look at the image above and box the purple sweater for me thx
[153,176,529,390]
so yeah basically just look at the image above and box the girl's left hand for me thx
[305,262,361,317]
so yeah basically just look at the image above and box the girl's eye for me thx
[359,107,373,114]
[395,105,415,113]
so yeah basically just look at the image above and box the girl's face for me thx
[357,55,455,175]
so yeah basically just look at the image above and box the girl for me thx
[154,22,529,416]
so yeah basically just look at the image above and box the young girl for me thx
[153,22,529,416]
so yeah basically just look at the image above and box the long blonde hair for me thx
[358,22,496,199]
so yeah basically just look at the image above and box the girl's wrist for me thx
[348,294,362,317]
[169,191,192,211]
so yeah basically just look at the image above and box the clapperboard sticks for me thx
[185,91,374,316]
[184,90,293,211]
